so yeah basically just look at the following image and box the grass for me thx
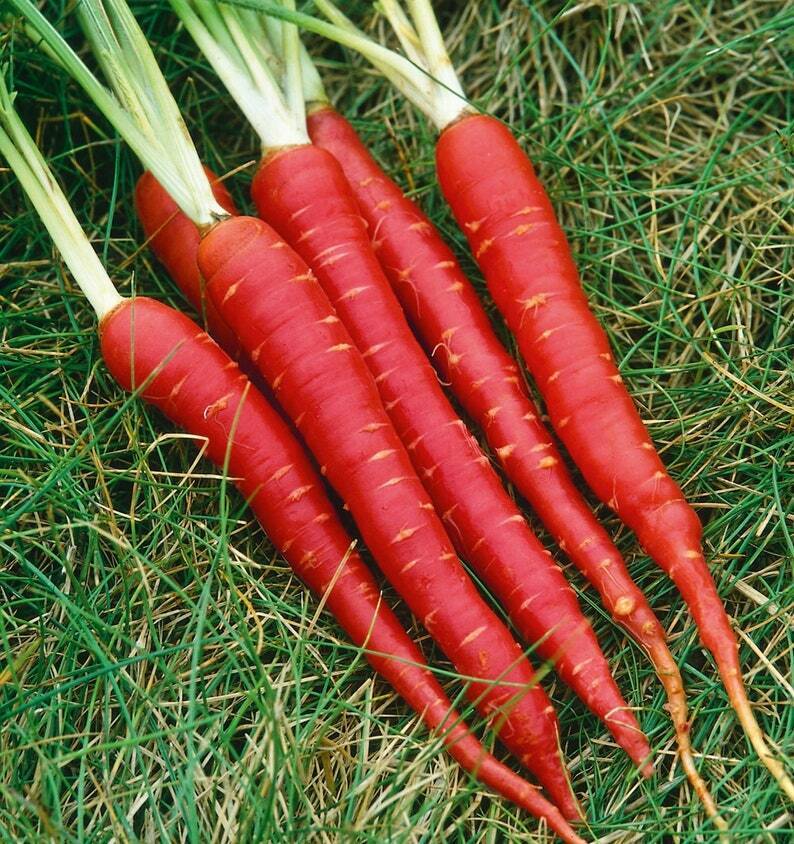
[0,0,792,840]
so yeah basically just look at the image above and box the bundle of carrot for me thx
[166,0,655,781]
[9,0,592,835]
[226,0,794,809]
[0,47,585,844]
[4,0,790,838]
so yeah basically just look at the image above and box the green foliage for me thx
[0,1,791,841]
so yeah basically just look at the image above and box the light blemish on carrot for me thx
[289,204,313,221]
[571,659,593,677]
[202,393,231,419]
[392,526,420,544]
[268,464,293,483]
[510,224,533,236]
[296,226,319,242]
[339,285,371,300]
[615,597,635,616]
[362,341,392,358]
[475,238,494,258]
[409,220,432,234]
[374,367,398,384]
[318,251,350,269]
[168,375,188,399]
[359,421,388,433]
[369,449,396,462]
[250,340,266,362]
[536,326,561,343]
[287,485,313,503]
[400,558,419,574]
[378,476,409,489]
[221,279,241,304]
[460,626,488,647]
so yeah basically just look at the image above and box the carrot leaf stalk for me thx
[7,0,228,228]
[0,69,122,319]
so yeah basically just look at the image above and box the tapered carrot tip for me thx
[725,672,794,802]
[513,785,587,843]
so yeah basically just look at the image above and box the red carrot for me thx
[306,102,712,801]
[198,214,580,818]
[250,142,651,775]
[101,298,584,843]
[0,53,584,839]
[271,0,791,804]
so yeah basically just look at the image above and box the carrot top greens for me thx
[0,69,122,318]
[9,0,227,226]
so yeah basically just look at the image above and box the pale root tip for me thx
[727,673,794,802]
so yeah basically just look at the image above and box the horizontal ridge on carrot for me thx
[171,0,653,778]
[12,0,586,823]
[0,49,585,844]
[248,0,792,814]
